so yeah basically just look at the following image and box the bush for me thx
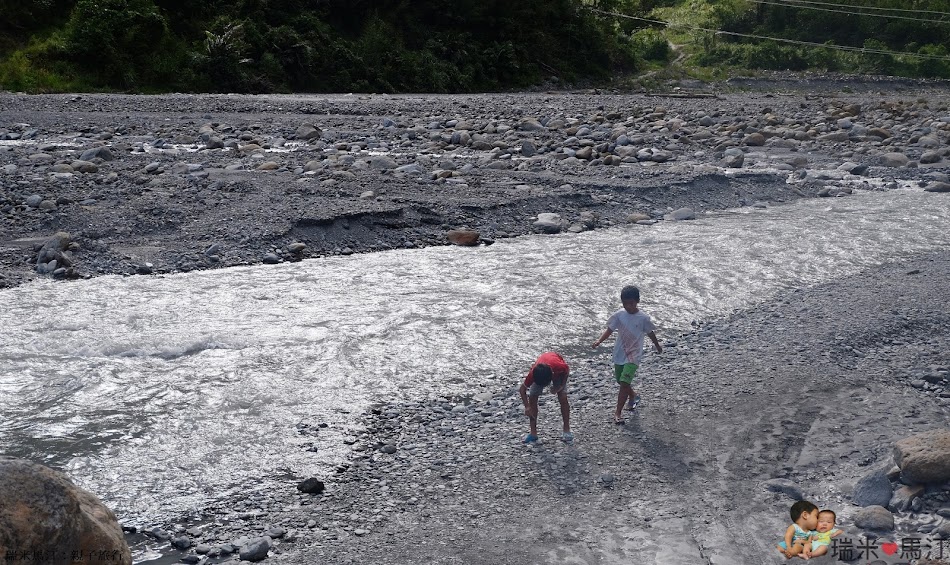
[631,28,670,62]
[803,43,842,72]
[195,21,254,92]
[62,0,186,89]
[0,45,66,92]
[856,39,895,75]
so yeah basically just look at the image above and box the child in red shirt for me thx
[518,351,572,444]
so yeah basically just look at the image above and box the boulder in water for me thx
[924,181,950,193]
[533,213,568,234]
[446,229,480,246]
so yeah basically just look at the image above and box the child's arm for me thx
[592,328,613,348]
[518,383,536,418]
[829,529,842,538]
[782,525,796,557]
[647,330,662,353]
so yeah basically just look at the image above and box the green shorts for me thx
[614,363,639,385]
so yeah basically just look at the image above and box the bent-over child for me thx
[518,351,572,444]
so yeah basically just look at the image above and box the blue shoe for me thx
[626,394,641,410]
[562,431,574,443]
[523,434,538,444]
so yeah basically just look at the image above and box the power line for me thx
[586,6,950,61]
[748,0,950,25]
[760,0,950,16]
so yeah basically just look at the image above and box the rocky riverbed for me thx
[2,77,950,564]
[2,77,949,289]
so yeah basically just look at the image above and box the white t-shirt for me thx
[607,309,656,365]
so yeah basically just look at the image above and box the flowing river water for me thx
[2,185,950,539]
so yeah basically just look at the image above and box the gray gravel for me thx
[262,252,950,565]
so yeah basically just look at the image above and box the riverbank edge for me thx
[1,165,813,291]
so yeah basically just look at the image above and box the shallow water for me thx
[2,187,949,536]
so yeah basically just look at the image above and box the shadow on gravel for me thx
[617,416,695,482]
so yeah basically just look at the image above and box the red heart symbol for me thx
[880,542,898,555]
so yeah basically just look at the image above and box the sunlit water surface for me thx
[1,187,949,530]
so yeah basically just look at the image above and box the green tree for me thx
[63,0,187,89]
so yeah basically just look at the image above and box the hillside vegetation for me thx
[0,0,948,93]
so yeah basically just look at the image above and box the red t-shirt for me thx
[524,351,570,386]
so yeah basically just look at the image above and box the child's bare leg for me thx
[776,544,798,559]
[615,384,631,419]
[557,390,570,432]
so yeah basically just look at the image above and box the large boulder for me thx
[722,148,744,168]
[296,477,325,494]
[888,484,925,512]
[446,229,480,246]
[665,207,696,221]
[35,232,73,275]
[239,537,272,562]
[853,505,895,531]
[742,132,766,146]
[516,118,544,131]
[0,457,131,564]
[894,429,950,484]
[533,213,568,234]
[879,152,910,167]
[763,478,803,501]
[295,124,322,140]
[852,468,893,507]
[79,146,114,161]
[367,155,397,170]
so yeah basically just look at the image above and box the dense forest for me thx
[0,0,948,93]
